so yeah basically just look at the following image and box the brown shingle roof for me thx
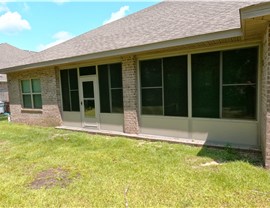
[0,43,35,68]
[0,1,262,71]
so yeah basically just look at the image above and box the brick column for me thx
[262,24,270,169]
[121,55,139,134]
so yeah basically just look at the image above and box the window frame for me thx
[138,45,259,121]
[140,58,163,115]
[139,55,188,117]
[60,68,80,112]
[98,63,124,114]
[21,78,42,109]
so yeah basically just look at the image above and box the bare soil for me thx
[30,168,73,189]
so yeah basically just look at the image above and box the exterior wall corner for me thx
[261,24,270,169]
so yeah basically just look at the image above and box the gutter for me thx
[0,28,242,73]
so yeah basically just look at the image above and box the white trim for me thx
[187,54,192,118]
[108,65,112,112]
[137,45,259,146]
[240,2,270,20]
[0,29,243,73]
[219,52,223,119]
[137,40,261,61]
[257,42,262,147]
[58,59,122,71]
[79,76,100,128]
[161,58,164,116]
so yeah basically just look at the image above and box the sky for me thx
[0,1,160,52]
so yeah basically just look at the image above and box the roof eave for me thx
[0,28,242,74]
[240,2,270,20]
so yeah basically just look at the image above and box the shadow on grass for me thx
[197,146,263,167]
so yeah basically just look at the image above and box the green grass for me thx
[0,120,270,207]
[0,114,7,121]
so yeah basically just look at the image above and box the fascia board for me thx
[0,29,242,74]
[241,2,270,19]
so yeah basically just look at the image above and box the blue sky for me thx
[0,1,160,52]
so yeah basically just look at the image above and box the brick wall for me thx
[262,24,270,169]
[121,55,140,134]
[7,67,62,126]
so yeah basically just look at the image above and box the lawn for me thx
[0,120,269,207]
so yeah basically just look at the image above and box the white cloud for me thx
[0,2,9,13]
[37,31,74,51]
[0,11,31,34]
[103,5,129,25]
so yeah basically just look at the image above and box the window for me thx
[222,48,257,119]
[98,63,123,113]
[191,47,257,120]
[60,68,80,112]
[140,59,163,115]
[140,47,257,120]
[21,79,42,109]
[192,52,220,118]
[140,55,188,116]
[79,66,96,76]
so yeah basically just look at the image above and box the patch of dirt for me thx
[30,168,75,189]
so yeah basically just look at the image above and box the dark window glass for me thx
[32,79,41,93]
[111,89,123,113]
[22,95,32,108]
[79,66,96,76]
[140,59,162,87]
[98,65,110,113]
[192,52,220,118]
[70,91,80,111]
[222,47,257,120]
[33,94,42,109]
[21,80,31,93]
[110,63,122,88]
[69,69,78,90]
[83,81,94,98]
[60,70,70,111]
[60,69,79,112]
[222,85,256,119]
[223,48,258,84]
[163,55,188,116]
[98,63,123,113]
[141,88,163,115]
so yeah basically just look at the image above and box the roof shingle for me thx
[0,43,35,68]
[0,1,263,70]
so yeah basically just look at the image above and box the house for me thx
[0,1,270,167]
[0,43,35,103]
[0,74,8,102]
